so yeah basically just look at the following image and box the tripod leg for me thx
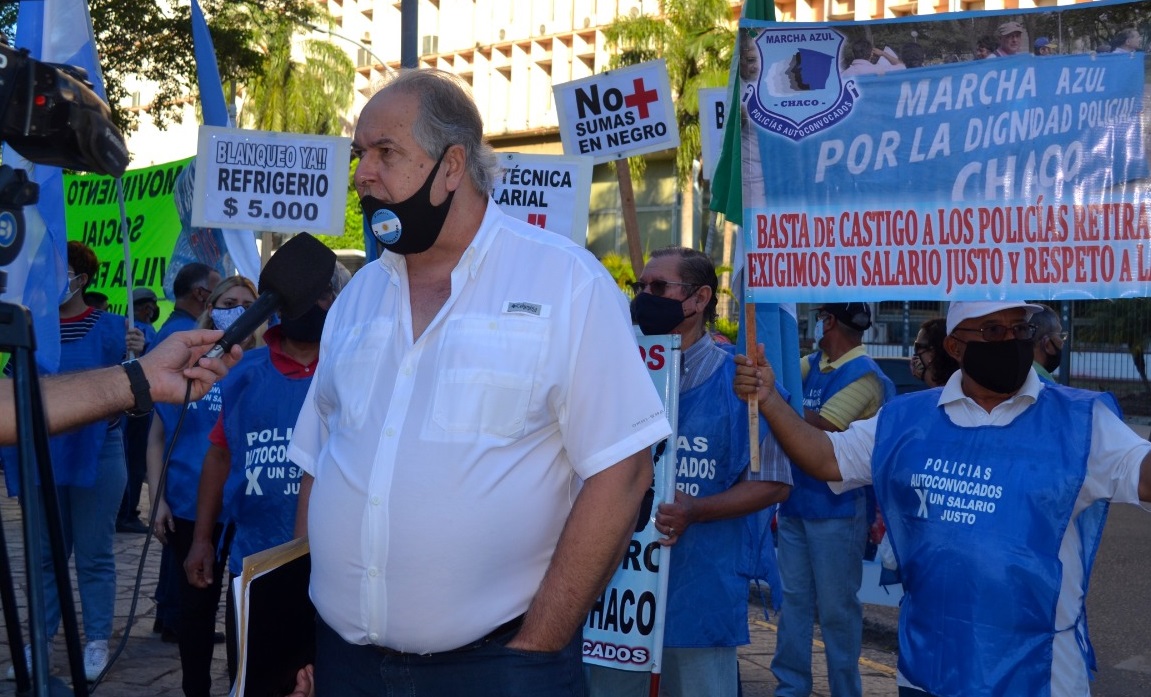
[8,347,93,697]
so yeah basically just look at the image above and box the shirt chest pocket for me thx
[431,316,548,439]
[318,319,394,430]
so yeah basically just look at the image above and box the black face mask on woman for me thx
[361,149,454,256]
[961,338,1034,394]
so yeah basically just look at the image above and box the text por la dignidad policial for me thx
[812,65,1138,196]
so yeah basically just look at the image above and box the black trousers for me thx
[170,516,231,697]
[118,412,151,522]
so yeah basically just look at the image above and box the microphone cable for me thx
[90,377,197,690]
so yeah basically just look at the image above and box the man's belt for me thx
[374,614,525,657]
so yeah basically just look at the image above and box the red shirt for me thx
[208,325,319,449]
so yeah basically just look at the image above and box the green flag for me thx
[710,1,775,225]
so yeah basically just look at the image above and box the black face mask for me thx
[631,293,687,336]
[280,305,328,344]
[362,149,455,256]
[962,338,1034,394]
[1043,343,1063,373]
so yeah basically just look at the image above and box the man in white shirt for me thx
[735,301,1151,697]
[287,69,670,697]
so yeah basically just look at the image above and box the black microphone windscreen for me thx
[260,233,337,319]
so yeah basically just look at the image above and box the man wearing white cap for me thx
[995,21,1027,56]
[734,300,1151,697]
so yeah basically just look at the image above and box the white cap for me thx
[946,301,1044,335]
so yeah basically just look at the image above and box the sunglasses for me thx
[953,322,1037,342]
[629,280,696,297]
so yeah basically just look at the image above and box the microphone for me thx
[203,233,336,359]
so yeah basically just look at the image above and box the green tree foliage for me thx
[603,0,734,186]
[322,159,367,251]
[600,251,639,292]
[0,0,320,134]
[238,13,355,136]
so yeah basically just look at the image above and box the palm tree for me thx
[238,13,355,136]
[604,0,735,249]
[606,0,734,184]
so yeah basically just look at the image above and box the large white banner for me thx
[554,60,680,164]
[192,126,351,236]
[493,153,594,247]
[582,334,680,673]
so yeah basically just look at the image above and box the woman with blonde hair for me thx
[146,274,260,697]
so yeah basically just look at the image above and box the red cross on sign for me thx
[624,78,659,119]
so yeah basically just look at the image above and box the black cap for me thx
[818,302,872,331]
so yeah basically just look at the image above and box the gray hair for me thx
[378,69,500,194]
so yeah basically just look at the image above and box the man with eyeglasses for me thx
[734,300,1151,697]
[769,301,895,697]
[157,263,222,346]
[1031,303,1066,383]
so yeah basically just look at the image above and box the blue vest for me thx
[219,348,311,574]
[664,359,756,647]
[154,309,197,344]
[3,311,126,495]
[872,386,1110,697]
[155,382,225,520]
[781,351,895,519]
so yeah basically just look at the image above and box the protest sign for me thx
[554,60,680,165]
[493,153,593,247]
[583,333,680,677]
[192,126,351,236]
[740,0,1151,302]
[698,86,729,182]
[64,158,189,320]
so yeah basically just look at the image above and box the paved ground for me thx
[739,598,900,697]
[0,492,231,697]
[0,487,902,697]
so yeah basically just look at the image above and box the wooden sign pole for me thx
[616,160,645,277]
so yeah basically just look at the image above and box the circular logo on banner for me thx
[370,209,402,245]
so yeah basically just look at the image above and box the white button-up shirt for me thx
[289,202,670,653]
[829,369,1151,696]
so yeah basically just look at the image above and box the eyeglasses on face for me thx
[629,280,696,297]
[953,322,1038,342]
[913,342,932,356]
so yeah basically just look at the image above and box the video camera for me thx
[0,37,129,178]
[0,35,129,272]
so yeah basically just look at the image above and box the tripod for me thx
[1,199,91,697]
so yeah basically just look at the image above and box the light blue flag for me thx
[1,0,108,371]
[718,3,803,417]
[175,0,259,285]
[191,0,229,128]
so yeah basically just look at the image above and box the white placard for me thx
[698,87,728,182]
[192,126,351,236]
[493,153,594,247]
[553,60,680,165]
